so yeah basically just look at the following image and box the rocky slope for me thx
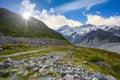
[0,52,116,80]
[0,33,69,46]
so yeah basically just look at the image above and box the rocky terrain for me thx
[0,51,116,80]
[0,33,69,47]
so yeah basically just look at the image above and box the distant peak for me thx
[57,25,70,30]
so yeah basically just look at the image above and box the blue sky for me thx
[0,0,120,29]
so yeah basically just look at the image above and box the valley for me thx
[0,6,120,80]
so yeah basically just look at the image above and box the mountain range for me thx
[56,24,120,53]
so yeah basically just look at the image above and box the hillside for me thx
[0,7,66,40]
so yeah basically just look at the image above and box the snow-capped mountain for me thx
[57,24,98,42]
[56,24,120,53]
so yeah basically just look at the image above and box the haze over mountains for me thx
[57,24,120,53]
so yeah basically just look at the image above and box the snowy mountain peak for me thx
[57,25,70,31]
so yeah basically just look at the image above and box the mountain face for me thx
[0,7,69,46]
[0,7,66,40]
[56,24,120,53]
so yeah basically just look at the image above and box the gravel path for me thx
[0,47,50,58]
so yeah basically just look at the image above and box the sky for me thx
[0,0,120,29]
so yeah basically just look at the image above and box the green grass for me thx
[0,45,67,62]
[61,46,120,80]
[0,44,40,56]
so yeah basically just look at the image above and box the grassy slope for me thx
[0,45,120,79]
[0,44,41,56]
[62,46,120,79]
[0,7,67,41]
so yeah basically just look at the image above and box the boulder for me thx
[33,67,39,72]
[0,47,3,51]
[83,61,87,64]
[4,58,12,67]
[0,70,6,76]
[37,64,43,68]
[92,77,99,80]
[42,65,49,69]
[11,69,19,72]
[0,62,4,69]
[4,58,12,63]
[30,62,36,68]
[74,74,80,79]
[23,70,28,76]
[17,70,24,74]
[49,67,54,74]
[4,63,12,68]
[46,60,54,66]
[39,69,45,73]
[106,76,116,80]
[67,62,73,67]
[63,74,74,80]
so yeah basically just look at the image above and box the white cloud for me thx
[20,0,82,29]
[55,0,108,13]
[41,10,82,29]
[86,14,120,26]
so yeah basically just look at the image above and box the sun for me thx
[22,12,30,20]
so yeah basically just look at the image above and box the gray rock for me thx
[4,63,12,67]
[46,60,54,66]
[93,72,101,79]
[0,47,3,51]
[0,70,6,76]
[4,58,12,63]
[11,69,19,72]
[83,61,87,64]
[42,65,49,69]
[106,76,116,80]
[23,70,28,76]
[74,74,80,79]
[92,77,99,80]
[33,67,39,72]
[37,64,43,68]
[39,69,45,73]
[17,70,24,74]
[0,62,4,69]
[30,62,36,68]
[63,74,74,80]
[49,67,54,74]
[67,62,73,67]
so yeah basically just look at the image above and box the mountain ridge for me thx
[0,7,66,40]
[56,24,120,53]
[0,7,70,46]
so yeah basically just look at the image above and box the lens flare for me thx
[22,12,30,20]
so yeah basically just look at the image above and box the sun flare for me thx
[22,12,30,20]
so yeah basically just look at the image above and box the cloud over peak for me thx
[20,0,82,29]
[86,14,120,26]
